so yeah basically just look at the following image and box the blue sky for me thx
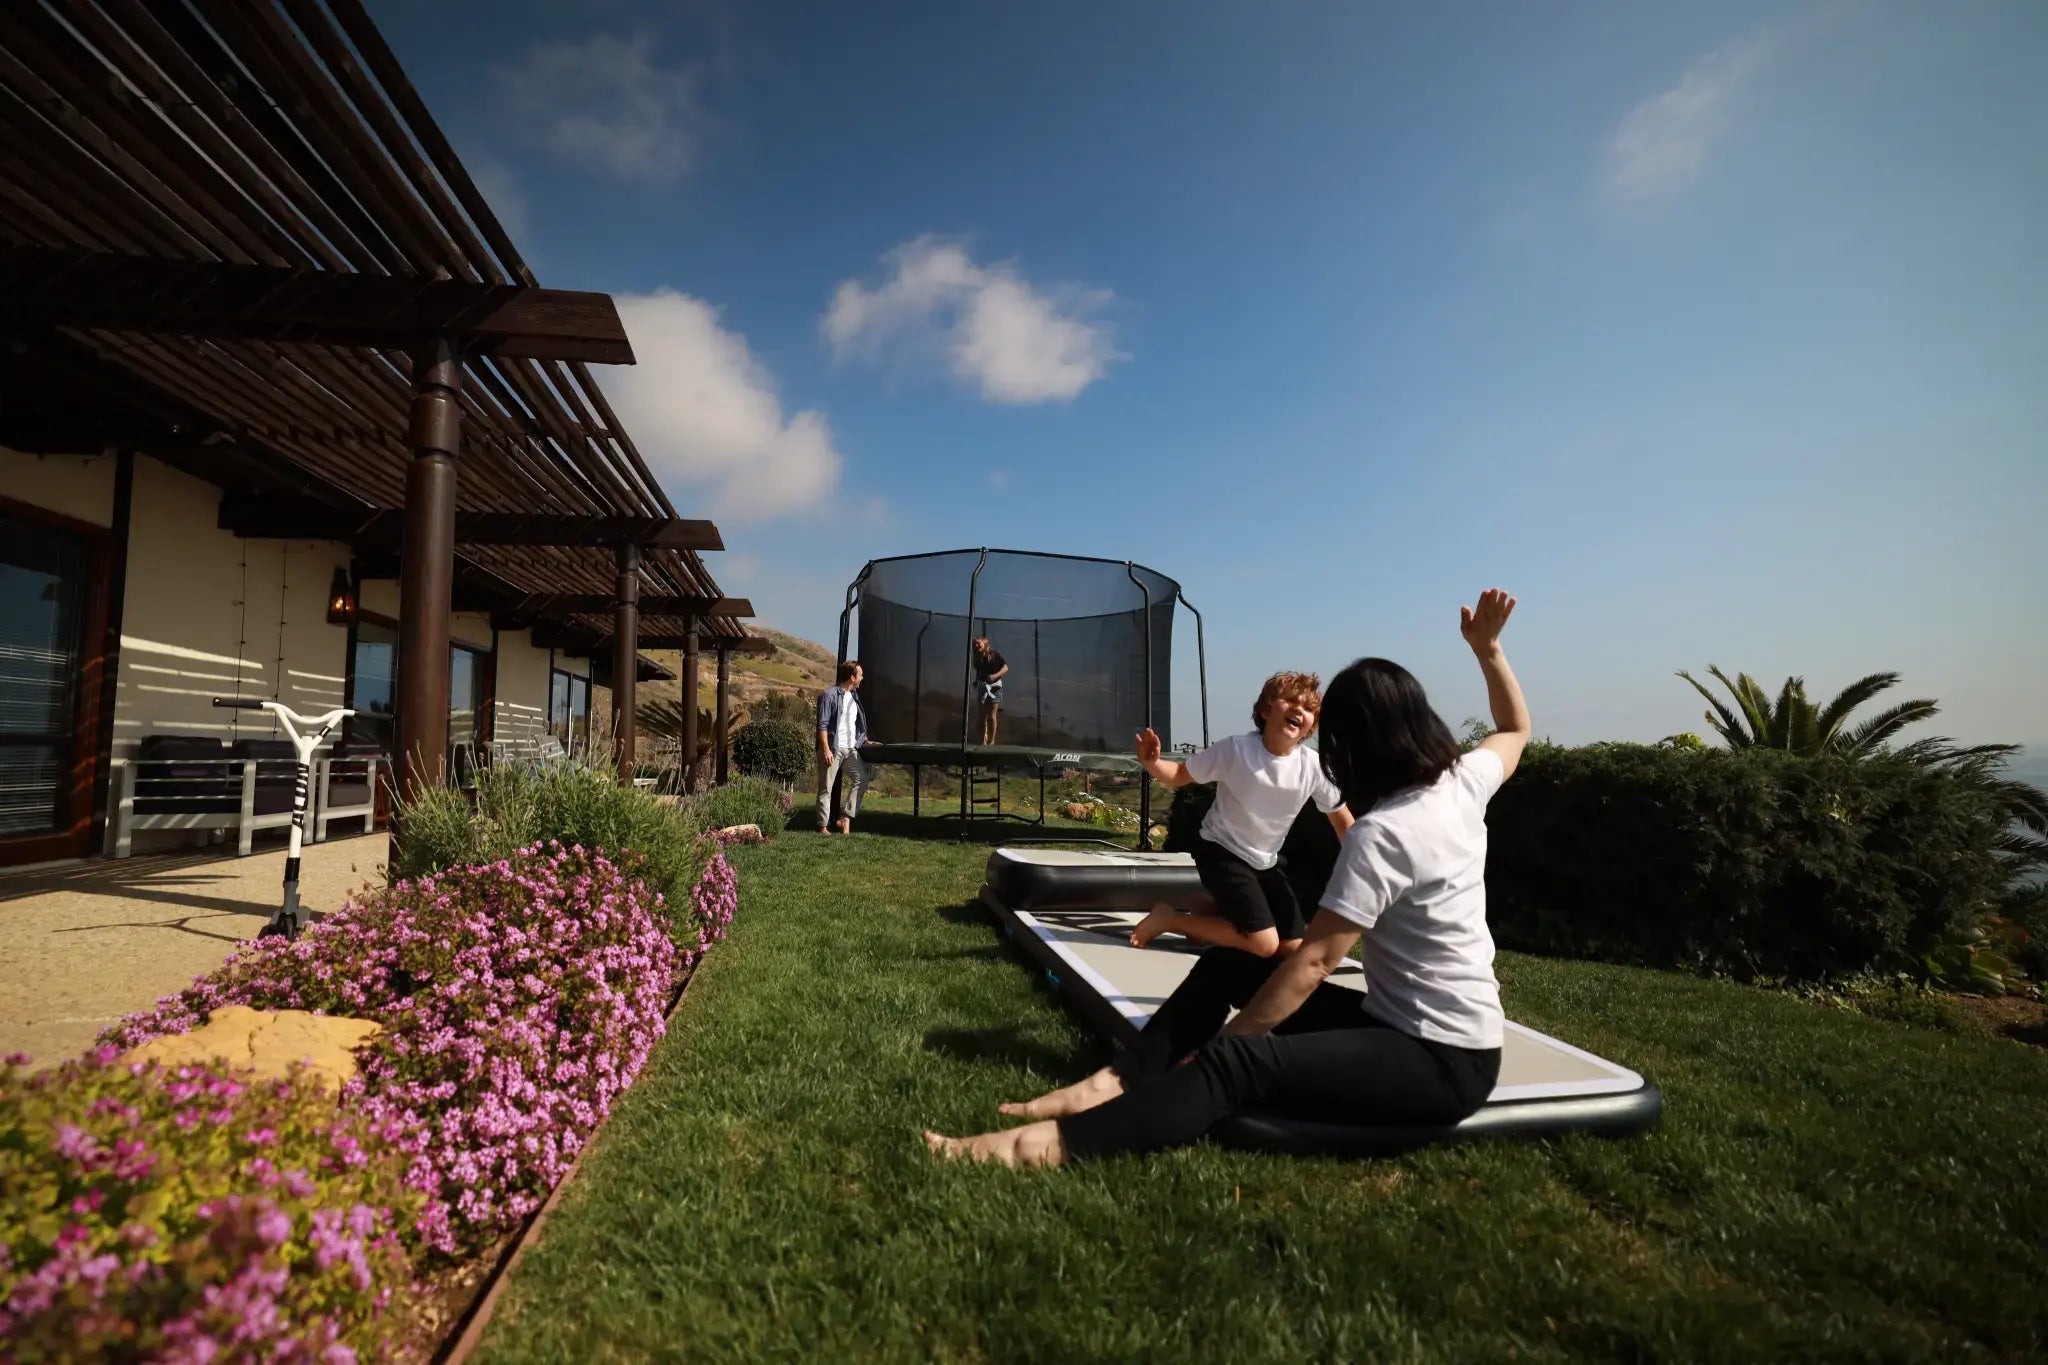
[372,0,2047,749]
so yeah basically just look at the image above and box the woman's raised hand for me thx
[1459,589,1517,653]
[1134,728,1162,763]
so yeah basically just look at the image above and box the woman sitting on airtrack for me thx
[925,589,1528,1167]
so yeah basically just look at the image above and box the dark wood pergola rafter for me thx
[0,0,750,801]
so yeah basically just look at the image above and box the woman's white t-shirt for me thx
[1183,732,1346,871]
[1319,748,1506,1050]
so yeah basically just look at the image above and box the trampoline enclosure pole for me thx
[1179,590,1211,747]
[1127,562,1154,852]
[962,549,988,751]
[837,571,868,671]
[913,609,934,743]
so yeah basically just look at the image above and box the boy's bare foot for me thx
[834,816,851,834]
[1129,904,1180,949]
[998,1067,1123,1119]
[922,1121,1067,1169]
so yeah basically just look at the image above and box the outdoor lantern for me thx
[326,566,357,625]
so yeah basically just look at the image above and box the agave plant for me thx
[1676,667,1939,758]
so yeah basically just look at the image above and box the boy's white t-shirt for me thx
[1183,732,1346,871]
[1320,748,1507,1050]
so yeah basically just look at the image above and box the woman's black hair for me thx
[1317,658,1463,813]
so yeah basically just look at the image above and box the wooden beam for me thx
[638,633,775,653]
[3,248,635,365]
[217,497,723,550]
[518,595,752,617]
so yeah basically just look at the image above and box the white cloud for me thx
[602,290,845,522]
[465,153,528,242]
[1601,36,1773,206]
[823,236,1122,403]
[495,34,705,183]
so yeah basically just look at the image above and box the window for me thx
[0,515,90,837]
[349,620,398,753]
[549,667,590,757]
[451,643,485,746]
[347,625,490,760]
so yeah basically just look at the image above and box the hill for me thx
[642,626,836,720]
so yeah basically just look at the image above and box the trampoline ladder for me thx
[967,766,1004,819]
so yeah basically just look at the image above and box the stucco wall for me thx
[353,580,492,651]
[493,629,551,749]
[2,448,115,527]
[111,457,351,757]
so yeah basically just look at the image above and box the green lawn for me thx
[476,831,2048,1363]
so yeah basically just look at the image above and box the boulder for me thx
[123,1005,380,1094]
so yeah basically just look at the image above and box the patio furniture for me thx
[110,735,298,858]
[312,740,384,843]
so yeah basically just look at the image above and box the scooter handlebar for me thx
[213,698,266,710]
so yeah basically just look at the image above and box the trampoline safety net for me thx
[846,551,1178,753]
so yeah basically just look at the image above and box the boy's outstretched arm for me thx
[1134,727,1192,787]
[1327,806,1355,838]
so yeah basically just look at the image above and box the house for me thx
[0,0,763,869]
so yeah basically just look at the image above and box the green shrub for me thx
[392,760,713,934]
[686,775,793,838]
[0,1052,420,1360]
[732,719,814,786]
[1488,744,2011,981]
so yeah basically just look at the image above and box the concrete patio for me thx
[0,835,385,1070]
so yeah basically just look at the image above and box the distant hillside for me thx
[642,626,836,719]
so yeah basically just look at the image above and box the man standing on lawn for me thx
[817,660,872,835]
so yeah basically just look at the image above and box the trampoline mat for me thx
[861,742,1145,775]
[980,851,1661,1155]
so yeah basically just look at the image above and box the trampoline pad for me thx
[980,850,1661,1154]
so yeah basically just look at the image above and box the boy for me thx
[1131,671,1353,956]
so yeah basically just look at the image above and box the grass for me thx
[475,832,2048,1363]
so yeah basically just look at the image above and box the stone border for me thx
[434,950,713,1364]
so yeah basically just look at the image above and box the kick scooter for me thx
[213,697,355,940]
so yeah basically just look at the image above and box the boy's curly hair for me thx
[1252,671,1323,734]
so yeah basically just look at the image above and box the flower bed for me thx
[1,1050,421,1362]
[4,835,745,1361]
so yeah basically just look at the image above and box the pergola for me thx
[0,0,771,797]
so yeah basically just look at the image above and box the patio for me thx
[0,835,385,1070]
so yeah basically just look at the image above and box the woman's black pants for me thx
[1057,947,1501,1159]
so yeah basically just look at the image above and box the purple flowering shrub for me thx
[0,1050,420,1363]
[102,845,687,1256]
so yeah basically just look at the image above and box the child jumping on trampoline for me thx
[1129,671,1354,958]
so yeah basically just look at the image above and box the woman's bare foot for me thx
[923,1121,1066,1168]
[998,1066,1123,1120]
[1129,904,1181,949]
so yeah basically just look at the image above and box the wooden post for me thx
[681,618,700,794]
[714,644,731,786]
[394,337,459,813]
[611,542,640,779]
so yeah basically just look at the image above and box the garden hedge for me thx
[732,719,814,786]
[1166,744,2011,982]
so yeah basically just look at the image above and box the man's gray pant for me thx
[817,749,869,829]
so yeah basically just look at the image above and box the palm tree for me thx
[1677,667,2047,879]
[1676,667,1939,758]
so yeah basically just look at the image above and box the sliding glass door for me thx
[0,510,102,861]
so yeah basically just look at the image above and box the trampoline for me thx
[838,549,1209,841]
[981,848,1663,1157]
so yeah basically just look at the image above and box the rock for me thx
[123,1005,380,1094]
[716,823,764,843]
